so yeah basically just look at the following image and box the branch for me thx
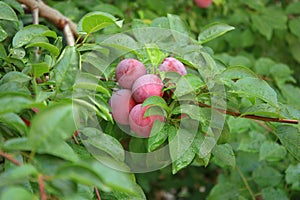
[17,0,78,38]
[198,102,299,124]
[38,174,47,200]
[0,151,21,166]
[94,186,102,200]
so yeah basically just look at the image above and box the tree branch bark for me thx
[0,151,22,166]
[17,0,78,39]
[198,102,299,124]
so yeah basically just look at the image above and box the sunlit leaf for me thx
[198,23,235,44]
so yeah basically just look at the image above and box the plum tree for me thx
[159,57,187,75]
[194,0,212,8]
[129,104,164,137]
[132,74,164,103]
[115,58,147,89]
[109,89,136,125]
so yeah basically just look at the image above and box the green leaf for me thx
[275,125,300,161]
[0,25,8,42]
[220,66,257,80]
[167,14,190,44]
[241,103,279,118]
[28,102,78,161]
[286,2,300,14]
[53,46,79,91]
[212,144,235,168]
[74,82,110,96]
[145,43,167,67]
[171,147,195,174]
[261,188,289,200]
[12,25,57,48]
[259,141,287,162]
[0,1,18,22]
[26,42,60,57]
[238,131,266,153]
[0,186,36,200]
[0,164,38,186]
[174,74,205,97]
[198,23,235,44]
[171,104,203,121]
[0,113,28,136]
[232,77,278,106]
[285,163,300,190]
[142,96,170,113]
[253,165,282,188]
[31,62,49,78]
[0,71,31,84]
[80,127,125,162]
[148,122,171,152]
[0,93,34,114]
[77,11,122,34]
[207,182,240,200]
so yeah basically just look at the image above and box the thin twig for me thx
[38,174,47,200]
[94,186,102,200]
[236,167,256,200]
[0,151,21,166]
[198,102,299,124]
[17,0,78,38]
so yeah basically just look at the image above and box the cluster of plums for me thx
[109,57,187,137]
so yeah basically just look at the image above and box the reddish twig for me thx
[198,102,299,124]
[0,151,21,166]
[94,186,102,200]
[38,174,47,200]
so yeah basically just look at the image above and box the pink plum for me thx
[159,57,187,75]
[129,104,164,137]
[115,58,147,89]
[194,0,212,8]
[132,74,164,103]
[109,89,136,125]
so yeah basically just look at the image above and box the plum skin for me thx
[159,57,187,75]
[109,89,136,125]
[129,104,164,137]
[132,74,164,103]
[194,0,212,8]
[115,58,147,89]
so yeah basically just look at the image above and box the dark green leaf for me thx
[253,165,282,188]
[0,25,7,42]
[31,62,49,78]
[53,46,79,91]
[276,125,300,161]
[0,186,35,200]
[261,188,289,200]
[174,74,205,97]
[0,71,31,84]
[171,147,195,174]
[220,66,257,80]
[0,113,28,136]
[238,131,266,153]
[77,11,122,34]
[207,182,240,200]
[0,1,18,22]
[241,103,279,118]
[148,122,171,152]
[285,163,300,190]
[212,144,235,168]
[198,23,235,44]
[0,93,34,114]
[26,42,60,57]
[12,25,57,48]
[259,141,287,162]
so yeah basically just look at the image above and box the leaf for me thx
[261,188,289,200]
[26,42,60,57]
[207,182,240,200]
[148,123,172,152]
[171,147,195,174]
[0,71,31,84]
[171,104,203,122]
[74,82,110,96]
[285,163,300,190]
[198,23,235,44]
[28,102,78,161]
[289,18,300,38]
[238,131,266,153]
[0,25,8,42]
[12,25,57,48]
[220,66,257,80]
[232,77,278,106]
[167,14,190,44]
[31,62,49,78]
[77,11,122,34]
[174,74,205,97]
[0,1,18,22]
[145,43,167,67]
[53,46,79,91]
[275,125,300,161]
[252,165,282,188]
[0,186,36,200]
[241,103,279,118]
[80,127,125,162]
[0,113,28,136]
[142,96,170,113]
[0,164,38,186]
[259,141,287,162]
[212,144,235,168]
[0,92,34,114]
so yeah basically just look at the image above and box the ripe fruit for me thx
[159,57,187,75]
[129,104,164,137]
[194,0,212,8]
[115,58,147,89]
[109,89,136,125]
[132,74,164,103]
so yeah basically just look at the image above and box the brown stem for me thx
[39,174,47,200]
[198,102,299,124]
[17,0,78,38]
[94,186,101,200]
[0,151,21,166]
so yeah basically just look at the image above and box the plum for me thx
[109,89,136,125]
[159,57,187,75]
[115,58,147,89]
[129,104,164,137]
[132,74,163,103]
[194,0,212,8]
